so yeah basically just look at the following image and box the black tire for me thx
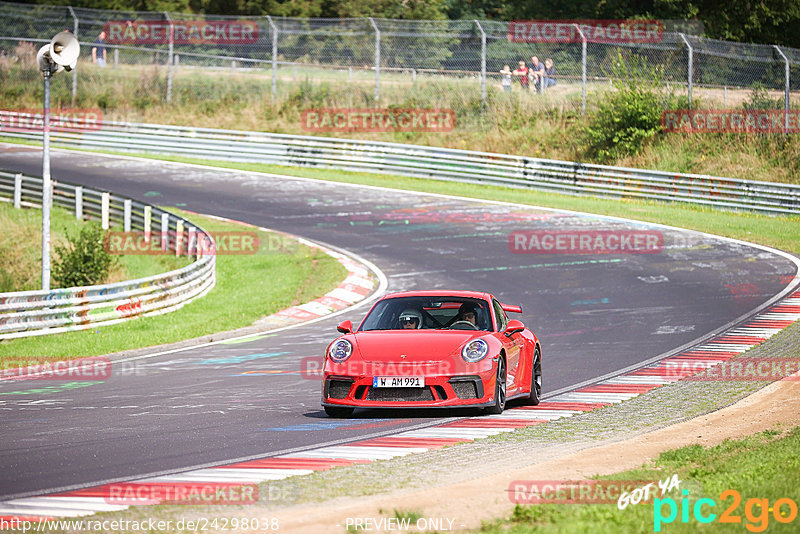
[484,357,506,415]
[324,406,354,418]
[528,348,542,405]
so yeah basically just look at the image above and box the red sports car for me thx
[321,290,542,417]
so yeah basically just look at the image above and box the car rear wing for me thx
[500,303,523,314]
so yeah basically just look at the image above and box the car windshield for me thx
[359,296,493,331]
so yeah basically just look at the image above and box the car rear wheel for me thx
[484,357,506,415]
[528,348,542,405]
[324,406,354,418]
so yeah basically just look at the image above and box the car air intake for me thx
[366,387,435,402]
[451,381,479,399]
[449,376,483,400]
[326,379,353,399]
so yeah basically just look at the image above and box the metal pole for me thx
[573,24,586,114]
[41,67,52,291]
[369,18,380,105]
[774,46,790,134]
[679,33,693,110]
[267,16,277,99]
[164,12,174,103]
[68,6,78,104]
[475,20,486,109]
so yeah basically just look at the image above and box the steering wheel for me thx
[449,320,478,330]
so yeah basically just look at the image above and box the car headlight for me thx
[461,339,489,363]
[328,339,353,363]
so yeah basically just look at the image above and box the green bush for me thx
[53,223,116,288]
[583,52,673,163]
[743,83,783,110]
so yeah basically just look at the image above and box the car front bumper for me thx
[321,369,497,409]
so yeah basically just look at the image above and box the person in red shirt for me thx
[513,60,529,90]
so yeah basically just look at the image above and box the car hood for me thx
[352,330,483,363]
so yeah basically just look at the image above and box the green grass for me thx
[477,426,800,533]
[0,208,348,359]
[0,201,188,292]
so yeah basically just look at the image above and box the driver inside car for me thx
[398,308,423,329]
[456,303,479,327]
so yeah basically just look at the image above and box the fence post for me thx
[679,33,693,110]
[144,205,152,242]
[573,24,587,114]
[475,20,487,109]
[369,18,380,105]
[68,6,78,104]
[75,185,82,220]
[175,219,184,256]
[101,192,110,229]
[13,173,22,208]
[113,48,118,69]
[161,212,169,252]
[164,12,174,103]
[123,199,131,232]
[267,16,278,99]
[774,46,790,134]
[187,226,196,258]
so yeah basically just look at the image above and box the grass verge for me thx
[0,201,189,292]
[0,208,348,360]
[478,426,800,533]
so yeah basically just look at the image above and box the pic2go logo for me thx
[654,489,798,532]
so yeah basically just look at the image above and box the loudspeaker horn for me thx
[49,31,80,71]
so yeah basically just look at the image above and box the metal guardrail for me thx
[1,111,799,215]
[0,168,216,339]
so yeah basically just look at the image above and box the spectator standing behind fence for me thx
[542,58,556,91]
[92,31,107,67]
[500,65,512,93]
[529,56,545,93]
[513,61,529,91]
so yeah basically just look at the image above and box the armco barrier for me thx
[0,170,216,339]
[1,111,799,215]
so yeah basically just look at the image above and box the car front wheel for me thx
[528,348,542,405]
[484,357,506,415]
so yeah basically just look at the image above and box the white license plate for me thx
[372,376,424,388]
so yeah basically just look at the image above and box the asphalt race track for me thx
[1,144,797,499]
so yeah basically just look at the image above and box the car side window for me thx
[493,300,507,331]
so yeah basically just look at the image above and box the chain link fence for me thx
[1,0,798,125]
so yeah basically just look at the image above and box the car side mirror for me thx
[336,320,353,334]
[504,319,525,337]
